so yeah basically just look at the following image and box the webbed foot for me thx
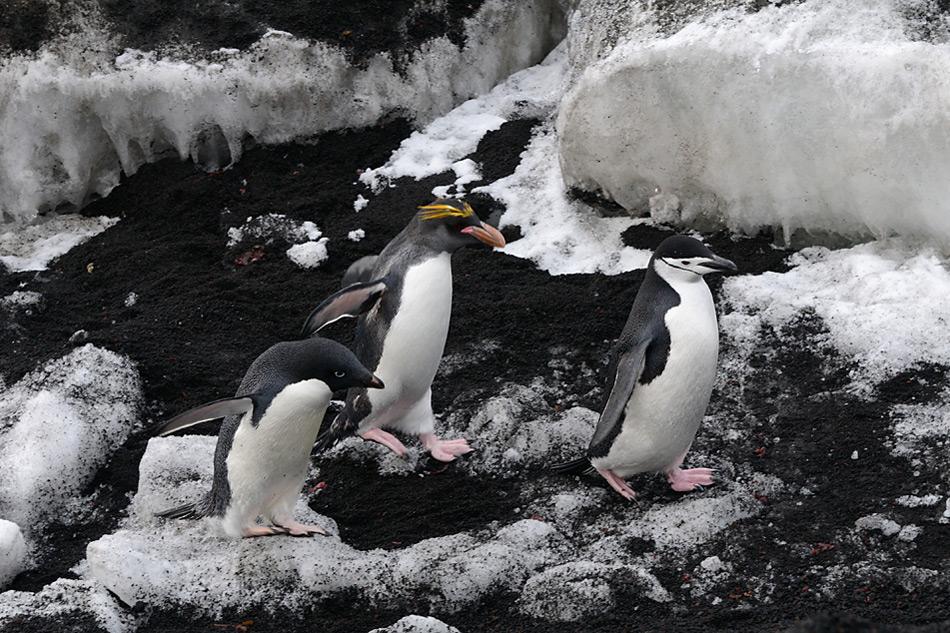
[421,433,473,462]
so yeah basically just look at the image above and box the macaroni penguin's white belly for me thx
[363,253,453,431]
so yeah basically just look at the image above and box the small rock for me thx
[68,329,89,344]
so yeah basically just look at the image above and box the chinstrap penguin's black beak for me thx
[367,375,385,389]
[701,254,738,273]
[461,221,506,248]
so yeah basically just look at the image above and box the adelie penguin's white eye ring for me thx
[334,370,346,378]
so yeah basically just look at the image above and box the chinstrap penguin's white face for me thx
[650,235,738,282]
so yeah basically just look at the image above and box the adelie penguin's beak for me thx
[702,254,739,273]
[367,375,385,389]
[461,222,506,248]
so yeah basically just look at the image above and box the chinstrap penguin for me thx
[554,235,737,500]
[156,282,386,538]
[309,199,506,462]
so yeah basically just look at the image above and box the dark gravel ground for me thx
[2,112,949,632]
[0,0,488,61]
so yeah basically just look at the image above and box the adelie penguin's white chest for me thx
[604,272,720,475]
[226,380,332,499]
[374,253,453,396]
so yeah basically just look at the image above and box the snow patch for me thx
[896,494,942,507]
[0,214,118,272]
[359,44,568,193]
[559,0,950,246]
[722,240,950,386]
[0,579,133,633]
[287,239,330,269]
[0,519,27,589]
[444,382,596,475]
[478,120,651,274]
[369,616,461,633]
[226,214,322,246]
[623,487,760,552]
[1,291,43,315]
[0,345,143,538]
[520,561,669,622]
[348,229,366,242]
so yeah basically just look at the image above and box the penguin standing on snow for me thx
[156,282,386,538]
[308,199,506,462]
[554,236,737,500]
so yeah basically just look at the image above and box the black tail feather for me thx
[313,408,359,453]
[155,502,203,520]
[551,456,594,476]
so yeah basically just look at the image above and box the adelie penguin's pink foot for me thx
[667,467,714,492]
[274,521,329,537]
[242,526,289,538]
[421,433,473,463]
[595,467,637,501]
[360,428,408,457]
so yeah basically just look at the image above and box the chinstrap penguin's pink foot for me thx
[667,467,714,492]
[421,433,473,462]
[595,467,637,500]
[242,526,289,538]
[360,428,408,457]
[273,521,329,537]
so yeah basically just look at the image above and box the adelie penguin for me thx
[307,198,506,462]
[554,236,737,500]
[155,282,386,538]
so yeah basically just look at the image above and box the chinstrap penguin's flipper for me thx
[587,340,650,458]
[301,278,387,337]
[156,396,256,436]
[341,255,380,287]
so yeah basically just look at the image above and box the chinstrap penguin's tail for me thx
[155,502,204,520]
[551,456,595,476]
[155,493,215,520]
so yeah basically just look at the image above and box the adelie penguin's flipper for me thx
[551,456,595,476]
[157,396,256,436]
[301,278,387,337]
[341,255,379,287]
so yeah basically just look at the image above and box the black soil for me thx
[2,122,949,633]
[0,0,49,52]
[98,0,484,61]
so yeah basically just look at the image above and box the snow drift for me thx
[558,0,950,246]
[0,0,565,223]
[0,345,143,570]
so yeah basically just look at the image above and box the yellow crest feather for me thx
[418,201,475,221]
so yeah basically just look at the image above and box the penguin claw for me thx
[242,526,290,538]
[274,521,330,537]
[667,467,715,492]
[595,467,637,501]
[420,434,473,463]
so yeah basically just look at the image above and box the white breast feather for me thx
[365,253,453,424]
[224,380,331,530]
